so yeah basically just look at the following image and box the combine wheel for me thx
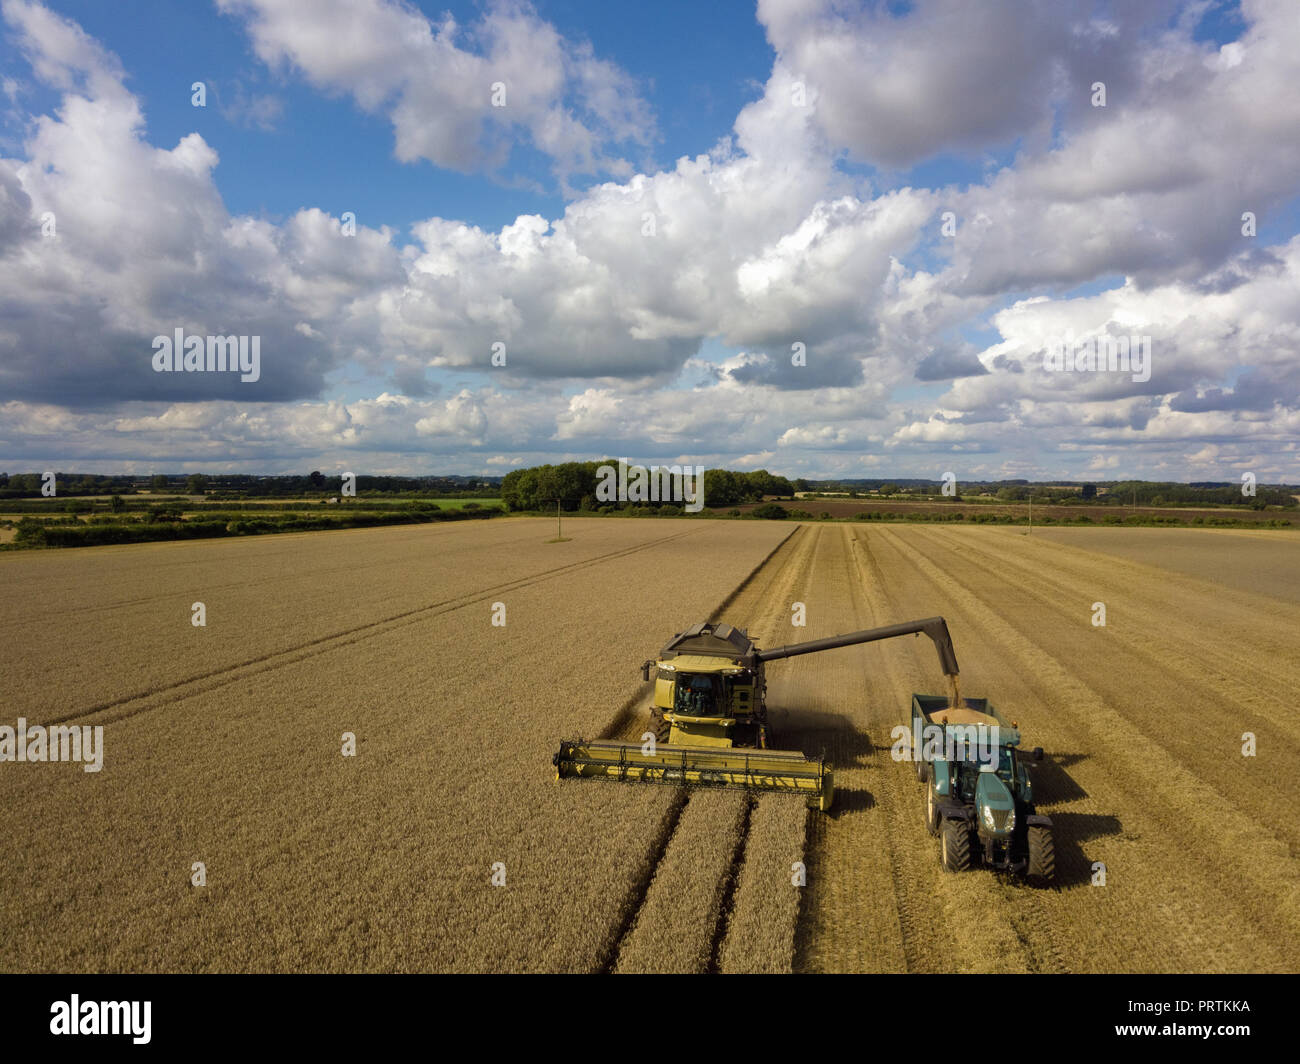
[940,819,972,872]
[925,784,940,837]
[1027,824,1055,883]
[649,707,670,747]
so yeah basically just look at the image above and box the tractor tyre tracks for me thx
[601,525,818,972]
[867,524,1297,972]
[607,523,1298,973]
[49,524,713,729]
[605,523,1070,974]
[0,521,528,628]
[792,527,1048,973]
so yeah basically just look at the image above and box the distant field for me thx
[1033,526,1300,605]
[729,496,1295,524]
[427,497,500,509]
[0,498,505,550]
[0,495,500,509]
[174,497,501,514]
[201,494,496,504]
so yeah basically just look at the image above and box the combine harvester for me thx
[554,617,961,812]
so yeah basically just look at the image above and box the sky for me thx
[0,0,1297,481]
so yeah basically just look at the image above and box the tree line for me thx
[500,462,796,511]
[0,472,500,499]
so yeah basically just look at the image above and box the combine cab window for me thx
[674,674,719,717]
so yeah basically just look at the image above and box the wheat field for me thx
[2,518,1297,972]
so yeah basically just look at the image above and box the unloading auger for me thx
[553,617,960,811]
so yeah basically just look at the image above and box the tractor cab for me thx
[951,742,1030,803]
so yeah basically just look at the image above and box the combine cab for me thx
[555,617,963,813]
[646,623,769,749]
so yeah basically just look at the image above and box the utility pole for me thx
[1028,494,1032,534]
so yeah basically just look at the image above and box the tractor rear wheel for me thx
[649,707,670,748]
[940,819,972,872]
[1027,824,1055,883]
[925,785,940,837]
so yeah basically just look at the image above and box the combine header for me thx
[554,617,960,811]
[552,740,832,807]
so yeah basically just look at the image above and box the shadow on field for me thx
[1015,751,1119,888]
[1032,751,1090,804]
[770,707,877,817]
[1050,812,1124,888]
[832,787,875,814]
[771,707,875,766]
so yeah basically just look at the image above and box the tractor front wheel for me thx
[940,819,973,872]
[1027,824,1055,883]
[925,785,940,837]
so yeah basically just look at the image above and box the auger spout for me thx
[757,616,960,677]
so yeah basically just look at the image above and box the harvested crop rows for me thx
[587,521,1299,973]
[0,519,793,972]
[787,523,1298,972]
[3,518,1296,972]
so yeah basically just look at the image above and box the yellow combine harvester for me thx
[554,616,960,812]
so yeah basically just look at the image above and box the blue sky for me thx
[24,0,777,233]
[1,0,1297,481]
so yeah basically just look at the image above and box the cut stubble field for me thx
[2,518,1296,973]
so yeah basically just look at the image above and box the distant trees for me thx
[501,464,1300,515]
[501,466,538,510]
[1111,480,1294,508]
[500,461,797,512]
[703,469,752,508]
[539,463,596,510]
[743,469,795,498]
[502,462,599,511]
[703,469,794,506]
